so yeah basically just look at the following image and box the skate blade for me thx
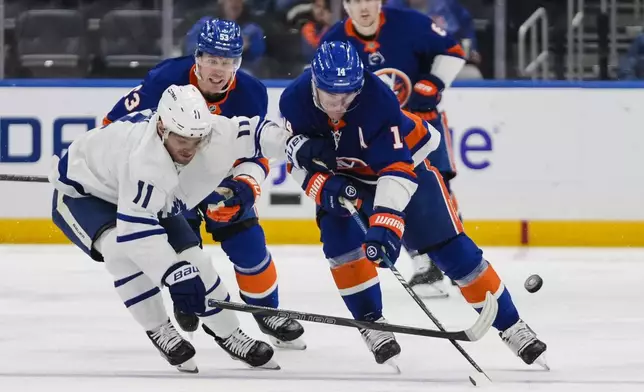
[243,358,281,370]
[411,283,449,299]
[534,354,550,371]
[259,358,281,370]
[384,357,401,374]
[176,358,199,374]
[269,336,307,350]
[233,355,281,370]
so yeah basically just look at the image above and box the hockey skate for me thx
[500,319,549,370]
[408,256,449,299]
[359,316,401,372]
[174,304,199,333]
[203,324,280,370]
[146,319,198,373]
[255,315,307,350]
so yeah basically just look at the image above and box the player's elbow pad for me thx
[373,175,418,213]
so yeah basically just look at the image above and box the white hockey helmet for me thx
[157,84,212,140]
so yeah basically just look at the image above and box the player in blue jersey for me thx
[321,0,466,297]
[104,18,306,350]
[282,41,547,368]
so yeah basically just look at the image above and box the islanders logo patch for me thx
[374,68,412,108]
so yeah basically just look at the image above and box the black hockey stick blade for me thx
[208,293,497,342]
[0,174,48,183]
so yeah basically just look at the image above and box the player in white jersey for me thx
[49,84,321,372]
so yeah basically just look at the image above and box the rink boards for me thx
[0,80,643,246]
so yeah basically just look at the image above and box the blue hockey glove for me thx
[363,207,406,267]
[406,73,445,114]
[287,134,337,173]
[206,175,261,222]
[303,172,361,217]
[163,261,206,314]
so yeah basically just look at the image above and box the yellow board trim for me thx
[528,221,644,247]
[0,219,643,247]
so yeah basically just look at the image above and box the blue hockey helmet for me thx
[311,41,364,94]
[195,18,244,59]
[194,18,243,93]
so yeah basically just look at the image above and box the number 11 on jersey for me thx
[391,126,404,149]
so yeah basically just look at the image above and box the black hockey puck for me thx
[524,274,543,293]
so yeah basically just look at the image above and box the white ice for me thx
[1,245,643,392]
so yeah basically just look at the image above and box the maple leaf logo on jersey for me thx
[170,198,187,216]
[374,68,412,108]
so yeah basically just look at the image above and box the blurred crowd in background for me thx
[1,0,643,80]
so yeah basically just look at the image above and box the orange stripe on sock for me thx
[236,260,277,295]
[331,257,378,291]
[459,264,502,304]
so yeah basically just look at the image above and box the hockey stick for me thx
[340,198,493,382]
[0,174,48,183]
[208,294,495,342]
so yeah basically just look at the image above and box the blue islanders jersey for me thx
[279,69,439,185]
[321,7,464,111]
[103,56,270,177]
[103,56,268,125]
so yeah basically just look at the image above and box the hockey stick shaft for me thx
[0,174,48,183]
[207,299,480,341]
[341,198,492,381]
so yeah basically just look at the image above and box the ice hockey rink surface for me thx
[1,245,642,392]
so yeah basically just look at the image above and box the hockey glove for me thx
[206,175,261,222]
[363,207,405,267]
[406,73,445,114]
[304,172,361,217]
[287,134,337,173]
[163,261,206,314]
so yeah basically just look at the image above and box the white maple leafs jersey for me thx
[49,109,290,284]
